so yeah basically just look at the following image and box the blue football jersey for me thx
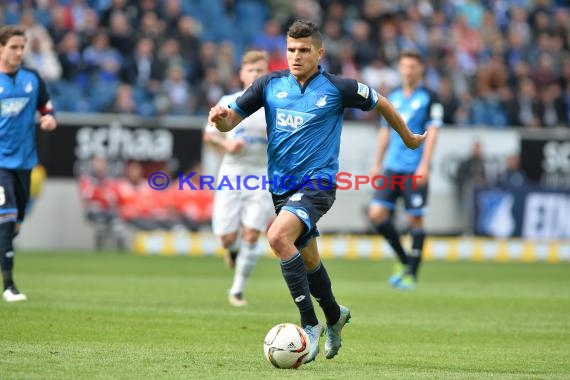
[230,66,379,195]
[0,68,52,170]
[381,85,442,173]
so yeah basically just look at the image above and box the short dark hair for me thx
[287,20,323,48]
[399,49,424,63]
[0,25,26,46]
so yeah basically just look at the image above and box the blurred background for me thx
[6,0,569,257]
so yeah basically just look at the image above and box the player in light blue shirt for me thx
[209,20,426,363]
[0,26,58,302]
[369,50,442,290]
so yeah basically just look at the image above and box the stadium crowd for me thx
[78,156,213,249]
[2,0,568,127]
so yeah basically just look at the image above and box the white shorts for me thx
[212,188,274,236]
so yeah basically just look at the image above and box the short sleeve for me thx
[323,73,380,111]
[229,75,268,118]
[427,93,444,128]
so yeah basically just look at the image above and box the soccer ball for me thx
[263,323,309,369]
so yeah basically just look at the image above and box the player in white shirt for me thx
[204,50,274,307]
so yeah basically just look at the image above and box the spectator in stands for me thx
[99,0,139,29]
[54,31,89,112]
[564,82,570,127]
[161,0,185,37]
[20,9,55,54]
[78,156,124,250]
[251,18,287,71]
[108,11,137,57]
[538,83,568,128]
[137,11,165,45]
[437,76,460,125]
[216,42,237,85]
[360,57,400,96]
[113,161,160,231]
[23,35,62,82]
[63,0,92,33]
[76,8,100,49]
[170,162,213,231]
[170,15,202,81]
[120,37,162,96]
[505,77,541,128]
[83,30,122,111]
[157,38,184,78]
[320,18,344,73]
[1,0,567,123]
[349,19,377,68]
[455,141,488,234]
[47,6,72,47]
[195,64,224,116]
[135,0,159,25]
[156,64,192,115]
[107,83,155,116]
[469,59,509,127]
[497,154,527,188]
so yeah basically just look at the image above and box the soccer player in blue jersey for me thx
[209,20,425,363]
[0,26,58,302]
[368,50,442,291]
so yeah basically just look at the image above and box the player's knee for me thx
[267,229,293,256]
[408,215,423,229]
[242,227,260,244]
[368,205,389,224]
[220,232,239,249]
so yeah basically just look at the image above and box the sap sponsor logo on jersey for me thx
[276,108,315,131]
[0,97,30,117]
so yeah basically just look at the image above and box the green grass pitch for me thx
[1,252,569,379]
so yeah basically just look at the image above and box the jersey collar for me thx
[289,65,323,94]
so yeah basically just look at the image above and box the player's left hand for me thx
[40,114,57,131]
[405,131,427,150]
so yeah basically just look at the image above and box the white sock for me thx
[230,241,259,296]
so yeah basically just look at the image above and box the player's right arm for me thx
[375,96,425,150]
[208,105,244,133]
[205,93,247,152]
[210,72,270,132]
[208,73,267,132]
[328,75,425,150]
